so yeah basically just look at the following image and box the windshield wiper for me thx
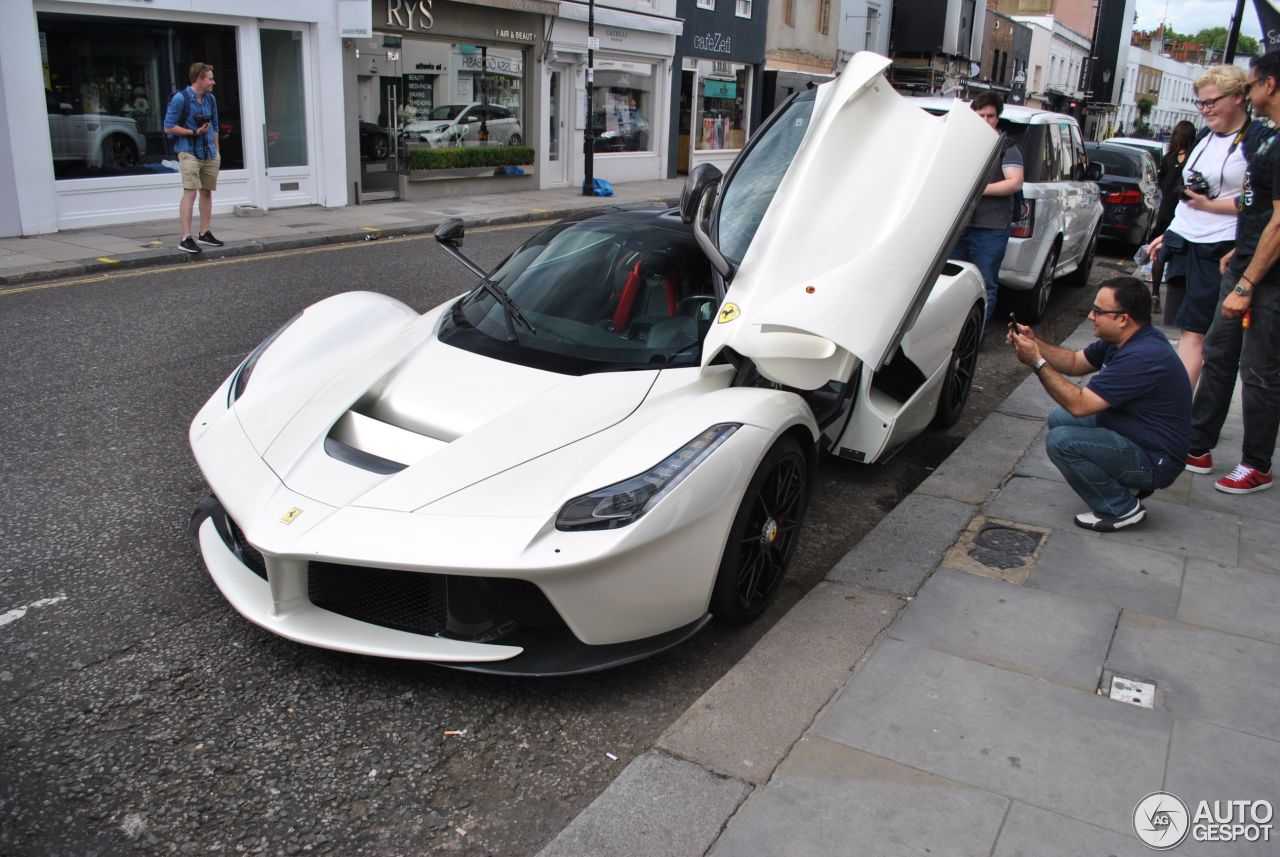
[477,280,537,343]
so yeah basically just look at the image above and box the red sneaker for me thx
[1215,464,1274,495]
[1185,451,1213,474]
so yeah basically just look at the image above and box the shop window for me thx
[399,41,526,149]
[38,12,242,180]
[694,61,749,151]
[737,0,753,17]
[591,60,656,154]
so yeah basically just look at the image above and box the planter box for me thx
[409,166,537,182]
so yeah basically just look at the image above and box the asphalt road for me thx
[0,223,1130,856]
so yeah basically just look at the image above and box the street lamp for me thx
[583,0,595,195]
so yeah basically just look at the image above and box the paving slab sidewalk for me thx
[539,321,1280,856]
[0,179,686,288]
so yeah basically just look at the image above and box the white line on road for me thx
[0,595,68,628]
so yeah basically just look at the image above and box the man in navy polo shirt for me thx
[1008,276,1192,531]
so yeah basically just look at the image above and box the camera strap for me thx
[1185,120,1248,199]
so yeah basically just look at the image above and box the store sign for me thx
[692,32,732,54]
[495,27,537,41]
[386,0,434,31]
[459,52,524,76]
[703,80,736,98]
[340,0,373,37]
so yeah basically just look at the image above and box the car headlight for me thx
[555,424,739,531]
[228,312,301,405]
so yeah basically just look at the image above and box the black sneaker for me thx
[179,236,201,254]
[1074,502,1146,533]
[197,231,224,247]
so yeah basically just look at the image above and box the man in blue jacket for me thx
[163,62,223,254]
[1008,276,1192,531]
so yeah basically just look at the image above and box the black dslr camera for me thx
[1182,169,1212,200]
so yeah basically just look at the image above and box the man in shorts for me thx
[164,62,223,254]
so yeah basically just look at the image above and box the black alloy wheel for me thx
[932,302,984,429]
[105,135,139,169]
[710,437,810,623]
[369,135,389,160]
[1013,244,1058,323]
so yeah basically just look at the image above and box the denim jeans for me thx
[952,226,1009,325]
[1189,273,1280,471]
[1045,409,1157,517]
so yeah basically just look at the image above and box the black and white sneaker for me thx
[179,236,202,254]
[197,231,224,247]
[1074,502,1146,532]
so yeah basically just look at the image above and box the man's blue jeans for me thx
[952,226,1009,325]
[1045,409,1157,517]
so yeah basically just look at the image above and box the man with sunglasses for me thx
[1008,277,1191,531]
[1184,52,1280,495]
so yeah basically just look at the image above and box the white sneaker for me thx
[1074,502,1146,532]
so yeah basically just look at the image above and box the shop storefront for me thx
[353,0,551,201]
[669,0,765,176]
[548,1,682,188]
[2,0,350,237]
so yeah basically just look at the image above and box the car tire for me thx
[932,302,983,429]
[103,135,139,169]
[1064,226,1098,289]
[710,436,810,624]
[369,136,389,160]
[1013,243,1058,323]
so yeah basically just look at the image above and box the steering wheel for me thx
[677,295,719,322]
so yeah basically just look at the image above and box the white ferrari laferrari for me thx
[189,54,999,675]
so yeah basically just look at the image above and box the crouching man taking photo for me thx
[1008,276,1191,532]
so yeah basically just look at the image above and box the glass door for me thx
[542,64,570,186]
[260,27,316,206]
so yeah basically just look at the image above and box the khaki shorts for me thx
[179,151,220,190]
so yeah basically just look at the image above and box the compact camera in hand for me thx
[1182,169,1212,200]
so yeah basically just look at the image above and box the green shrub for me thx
[409,146,535,170]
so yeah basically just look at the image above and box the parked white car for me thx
[188,53,996,674]
[1104,136,1166,162]
[404,103,523,147]
[915,99,1105,322]
[47,106,146,169]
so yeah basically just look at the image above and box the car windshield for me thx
[440,218,717,373]
[428,105,467,121]
[715,93,816,266]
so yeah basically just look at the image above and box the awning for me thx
[558,1,683,36]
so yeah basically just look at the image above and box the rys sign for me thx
[386,0,434,31]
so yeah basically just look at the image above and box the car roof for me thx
[906,96,1080,126]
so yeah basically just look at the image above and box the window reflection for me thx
[399,42,526,150]
[591,60,655,153]
[38,13,242,179]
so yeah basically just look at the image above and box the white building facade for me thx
[1012,15,1090,106]
[1115,45,1205,138]
[2,0,354,237]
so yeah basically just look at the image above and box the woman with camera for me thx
[1147,65,1252,388]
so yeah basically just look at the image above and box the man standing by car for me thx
[1008,276,1191,531]
[952,92,1024,329]
[164,62,223,255]
[1184,52,1280,495]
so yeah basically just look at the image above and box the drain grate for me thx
[1108,676,1156,709]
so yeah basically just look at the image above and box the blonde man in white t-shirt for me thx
[1148,65,1251,388]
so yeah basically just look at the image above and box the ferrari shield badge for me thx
[717,303,741,324]
[280,507,303,524]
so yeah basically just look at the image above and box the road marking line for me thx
[0,594,68,628]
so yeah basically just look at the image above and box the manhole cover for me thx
[969,525,1044,569]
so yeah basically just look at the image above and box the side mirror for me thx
[1086,162,1104,181]
[679,163,723,225]
[434,217,465,247]
[434,218,488,279]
